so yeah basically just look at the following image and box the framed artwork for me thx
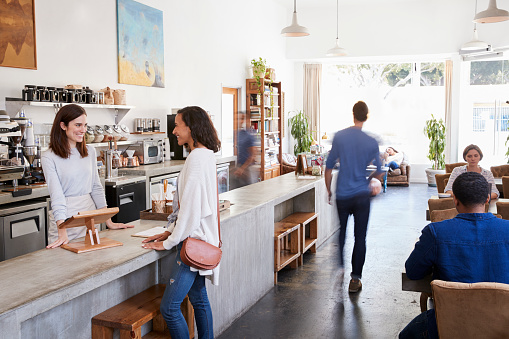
[0,0,37,70]
[117,0,165,88]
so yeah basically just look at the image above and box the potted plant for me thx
[251,57,267,94]
[424,114,446,186]
[288,110,313,155]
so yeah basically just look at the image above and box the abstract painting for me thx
[117,0,164,87]
[0,0,37,69]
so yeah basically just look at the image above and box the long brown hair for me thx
[177,106,221,153]
[49,104,88,159]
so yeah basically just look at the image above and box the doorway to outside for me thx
[221,87,239,157]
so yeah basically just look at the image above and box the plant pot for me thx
[253,66,266,79]
[425,168,445,187]
[265,68,275,81]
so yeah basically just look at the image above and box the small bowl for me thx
[438,193,451,199]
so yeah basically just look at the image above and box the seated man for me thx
[399,172,509,339]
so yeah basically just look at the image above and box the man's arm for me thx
[405,225,436,280]
[325,168,333,204]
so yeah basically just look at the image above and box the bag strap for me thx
[217,177,222,248]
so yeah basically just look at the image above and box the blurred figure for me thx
[383,146,404,173]
[233,112,256,188]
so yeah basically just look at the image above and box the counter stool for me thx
[274,221,301,284]
[91,284,194,339]
[281,212,318,266]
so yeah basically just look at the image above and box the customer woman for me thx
[42,104,133,249]
[444,144,499,199]
[384,147,404,172]
[142,106,221,339]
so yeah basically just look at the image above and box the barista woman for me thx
[142,106,220,339]
[42,104,133,249]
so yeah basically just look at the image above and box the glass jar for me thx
[111,125,122,141]
[85,126,95,143]
[119,124,130,141]
[93,126,105,143]
[102,125,114,142]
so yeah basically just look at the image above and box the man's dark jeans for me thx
[336,193,371,279]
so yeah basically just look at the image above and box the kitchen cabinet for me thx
[5,98,135,125]
[245,79,282,181]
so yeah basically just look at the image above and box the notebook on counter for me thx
[132,226,168,238]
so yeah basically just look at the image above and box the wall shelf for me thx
[130,132,165,135]
[4,98,135,124]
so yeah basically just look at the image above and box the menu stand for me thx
[59,207,122,254]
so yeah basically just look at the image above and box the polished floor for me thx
[218,183,437,339]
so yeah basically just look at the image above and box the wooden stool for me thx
[274,221,301,284]
[91,284,194,339]
[281,212,318,266]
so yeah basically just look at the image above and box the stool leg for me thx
[299,225,304,266]
[290,230,299,269]
[91,324,113,339]
[420,292,431,313]
[153,313,168,333]
[181,296,195,339]
[120,329,141,339]
[310,219,318,253]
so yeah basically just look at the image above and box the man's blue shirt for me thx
[325,126,381,199]
[237,129,254,166]
[405,213,509,284]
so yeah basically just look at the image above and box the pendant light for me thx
[474,0,509,23]
[281,0,309,37]
[326,0,347,56]
[462,0,490,51]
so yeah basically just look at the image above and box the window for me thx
[321,61,445,165]
[470,60,509,85]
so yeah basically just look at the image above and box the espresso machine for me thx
[0,114,29,195]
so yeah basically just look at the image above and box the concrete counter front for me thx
[0,173,338,338]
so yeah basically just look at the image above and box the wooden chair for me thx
[490,164,509,178]
[445,162,466,173]
[435,173,451,194]
[432,280,509,339]
[496,201,509,220]
[502,176,509,199]
[92,284,194,339]
[430,208,458,223]
[428,198,455,216]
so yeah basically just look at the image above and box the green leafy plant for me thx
[288,110,313,155]
[424,114,445,170]
[505,134,509,164]
[251,57,267,93]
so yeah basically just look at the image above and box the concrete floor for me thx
[217,183,437,339]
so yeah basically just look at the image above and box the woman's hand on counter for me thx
[142,231,170,251]
[105,218,135,229]
[47,227,69,249]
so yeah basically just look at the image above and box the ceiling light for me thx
[326,0,347,56]
[281,0,309,37]
[474,0,509,23]
[461,27,489,51]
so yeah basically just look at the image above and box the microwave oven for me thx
[131,140,163,165]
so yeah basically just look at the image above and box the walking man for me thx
[325,101,383,293]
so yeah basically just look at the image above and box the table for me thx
[402,272,433,312]
[494,177,503,197]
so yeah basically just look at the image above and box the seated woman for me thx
[444,144,499,199]
[384,147,404,173]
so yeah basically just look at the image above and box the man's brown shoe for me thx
[348,279,362,293]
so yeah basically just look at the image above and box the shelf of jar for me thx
[4,98,135,124]
[130,132,165,135]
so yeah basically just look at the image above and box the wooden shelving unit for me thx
[245,78,282,181]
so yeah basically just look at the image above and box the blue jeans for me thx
[336,193,371,279]
[160,242,214,339]
[399,309,438,339]
[387,161,400,170]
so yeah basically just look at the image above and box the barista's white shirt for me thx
[162,148,220,285]
[41,146,107,222]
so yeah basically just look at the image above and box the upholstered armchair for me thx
[490,164,509,178]
[445,162,466,173]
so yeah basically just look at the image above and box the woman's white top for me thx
[162,148,220,285]
[386,152,404,165]
[443,165,499,197]
[41,146,107,223]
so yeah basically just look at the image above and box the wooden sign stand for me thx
[59,207,123,254]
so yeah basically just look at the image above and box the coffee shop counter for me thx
[0,172,338,339]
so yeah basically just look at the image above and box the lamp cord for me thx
[294,0,297,14]
[336,0,339,39]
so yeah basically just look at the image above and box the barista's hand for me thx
[106,219,134,229]
[47,227,69,249]
[142,241,166,251]
[234,167,244,177]
[142,231,170,243]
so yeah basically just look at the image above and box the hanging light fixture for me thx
[326,0,347,56]
[474,0,509,23]
[281,0,309,37]
[462,0,490,51]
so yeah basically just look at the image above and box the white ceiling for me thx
[274,0,422,10]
